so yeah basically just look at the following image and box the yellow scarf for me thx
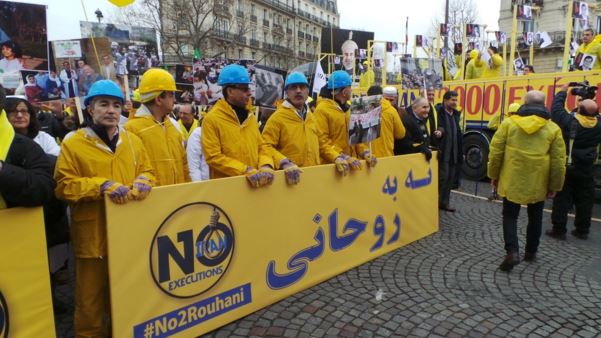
[575,113,598,128]
[0,110,16,209]
[178,119,198,140]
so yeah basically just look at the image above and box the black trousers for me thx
[439,160,456,208]
[502,198,545,254]
[551,166,594,235]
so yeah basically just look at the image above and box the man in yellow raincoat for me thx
[262,72,342,184]
[175,103,198,142]
[487,90,566,272]
[465,50,484,80]
[481,46,505,78]
[575,29,601,70]
[201,64,274,187]
[314,70,377,171]
[367,85,405,157]
[55,80,155,337]
[125,68,190,186]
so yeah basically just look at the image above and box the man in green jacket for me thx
[487,90,566,272]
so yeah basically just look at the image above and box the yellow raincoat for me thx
[262,100,339,168]
[487,115,566,205]
[125,104,190,186]
[54,127,155,258]
[482,54,504,79]
[313,98,368,161]
[465,58,484,80]
[370,99,405,157]
[202,98,273,178]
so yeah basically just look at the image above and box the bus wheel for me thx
[462,134,489,180]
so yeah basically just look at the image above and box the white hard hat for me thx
[383,86,398,96]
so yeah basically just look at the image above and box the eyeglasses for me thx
[7,109,30,116]
[231,85,251,92]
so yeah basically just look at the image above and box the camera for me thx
[569,81,598,100]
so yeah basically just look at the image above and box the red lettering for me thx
[508,86,524,105]
[452,86,466,111]
[484,84,501,115]
[596,84,601,107]
[466,85,483,115]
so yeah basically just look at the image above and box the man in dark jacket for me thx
[0,85,55,209]
[395,97,433,161]
[436,90,463,212]
[547,84,601,240]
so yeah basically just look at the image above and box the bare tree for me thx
[110,0,216,63]
[430,0,479,44]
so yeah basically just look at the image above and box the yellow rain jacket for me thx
[262,100,339,168]
[359,69,375,88]
[370,99,406,157]
[465,58,484,80]
[125,104,190,186]
[202,98,273,178]
[178,118,199,141]
[576,35,601,70]
[313,98,368,161]
[482,54,504,79]
[487,114,566,205]
[54,127,155,258]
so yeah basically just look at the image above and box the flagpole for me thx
[562,0,575,72]
[509,4,518,77]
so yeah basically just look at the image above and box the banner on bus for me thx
[0,207,55,338]
[106,154,439,337]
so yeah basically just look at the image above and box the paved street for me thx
[55,191,601,337]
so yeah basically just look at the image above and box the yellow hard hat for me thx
[139,68,178,102]
[508,102,521,114]
[132,89,141,102]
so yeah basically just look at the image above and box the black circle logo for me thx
[150,202,235,298]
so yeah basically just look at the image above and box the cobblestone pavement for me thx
[55,191,601,337]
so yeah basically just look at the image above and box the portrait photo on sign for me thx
[513,57,525,73]
[20,70,55,102]
[175,83,194,104]
[580,54,596,71]
[349,95,382,145]
[466,24,480,38]
[573,1,588,19]
[0,1,48,92]
[400,58,444,90]
[189,58,256,105]
[254,65,285,108]
[320,28,374,77]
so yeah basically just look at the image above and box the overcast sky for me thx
[11,0,500,46]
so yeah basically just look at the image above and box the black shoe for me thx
[571,229,588,240]
[439,205,456,212]
[499,252,520,272]
[524,252,536,262]
[545,229,566,240]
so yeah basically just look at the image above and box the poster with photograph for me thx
[20,70,54,102]
[415,35,423,47]
[54,40,82,59]
[580,54,596,71]
[320,28,374,77]
[573,1,588,19]
[175,64,194,84]
[517,5,533,20]
[400,58,444,90]
[440,24,450,37]
[0,1,48,92]
[513,57,525,74]
[175,84,194,104]
[495,31,507,45]
[53,37,112,98]
[370,41,403,86]
[466,24,481,38]
[254,65,285,108]
[349,95,382,145]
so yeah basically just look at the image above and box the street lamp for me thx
[95,9,104,23]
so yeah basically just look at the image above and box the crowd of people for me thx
[1,50,601,336]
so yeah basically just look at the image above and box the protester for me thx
[262,72,340,184]
[487,90,566,272]
[482,46,505,78]
[574,29,601,71]
[465,50,484,80]
[395,97,434,161]
[436,91,463,212]
[425,88,440,142]
[175,103,198,142]
[125,68,190,186]
[314,70,377,174]
[38,99,70,140]
[186,125,210,182]
[201,64,274,187]
[547,84,601,240]
[54,80,155,337]
[0,40,24,73]
[367,85,406,157]
[5,97,60,156]
[524,65,535,75]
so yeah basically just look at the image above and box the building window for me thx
[263,9,267,20]
[251,4,255,15]
[521,20,534,33]
[237,0,242,10]
[239,49,242,58]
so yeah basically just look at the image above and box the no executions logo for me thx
[0,290,8,338]
[150,202,235,298]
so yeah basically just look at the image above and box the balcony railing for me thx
[263,19,270,27]
[211,28,231,40]
[236,10,244,17]
[234,35,247,44]
[250,39,260,47]
[262,42,272,49]
[297,31,305,39]
[250,15,257,23]
[286,27,292,34]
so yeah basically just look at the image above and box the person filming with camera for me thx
[547,82,601,240]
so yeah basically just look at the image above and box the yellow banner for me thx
[106,154,439,337]
[0,207,55,338]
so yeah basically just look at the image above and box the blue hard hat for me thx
[84,80,125,106]
[218,64,251,86]
[327,70,352,90]
[284,72,309,90]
